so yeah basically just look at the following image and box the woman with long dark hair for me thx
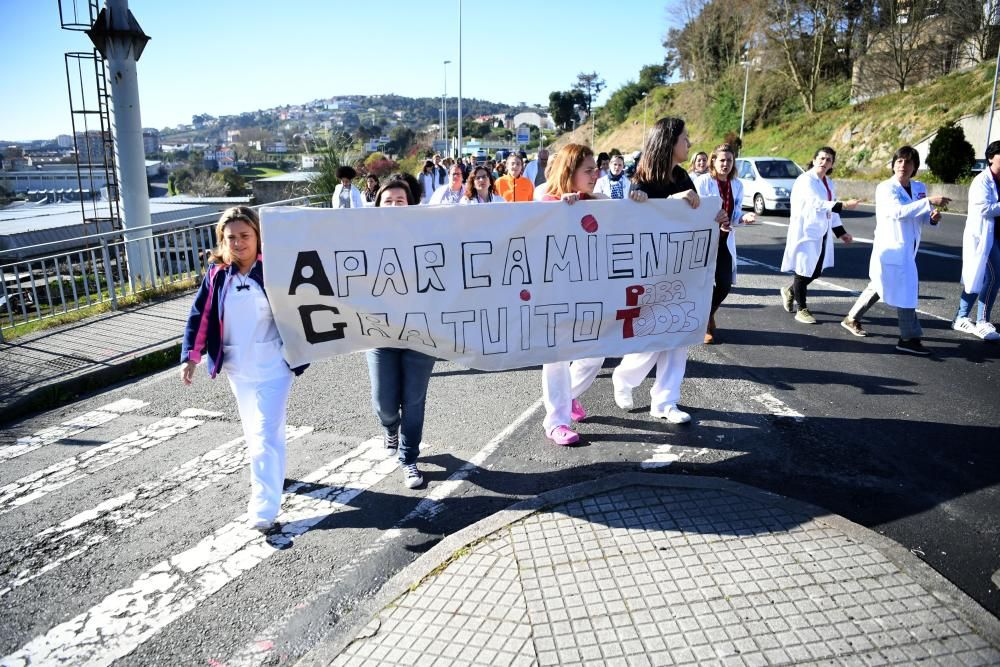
[612,117,724,424]
[780,147,859,324]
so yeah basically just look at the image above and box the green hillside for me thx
[570,61,994,177]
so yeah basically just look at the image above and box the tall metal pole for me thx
[739,59,750,142]
[641,93,648,149]
[88,0,154,284]
[985,40,1000,154]
[456,0,463,160]
[443,60,451,145]
[592,107,596,148]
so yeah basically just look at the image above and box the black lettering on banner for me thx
[544,235,582,283]
[480,307,508,355]
[399,312,437,348]
[668,232,693,274]
[573,302,603,342]
[373,248,408,297]
[587,235,599,281]
[501,237,532,286]
[534,303,570,347]
[441,310,475,353]
[462,241,492,289]
[299,305,346,343]
[639,232,671,279]
[334,250,367,297]
[358,312,391,338]
[288,251,334,296]
[607,234,635,279]
[689,229,712,269]
[519,304,531,351]
[414,243,446,293]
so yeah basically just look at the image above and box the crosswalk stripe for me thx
[0,410,220,516]
[639,444,681,469]
[1,438,398,667]
[0,399,147,462]
[752,392,805,421]
[226,398,545,667]
[0,425,313,599]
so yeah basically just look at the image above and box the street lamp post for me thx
[456,0,463,160]
[641,92,649,148]
[442,60,451,146]
[739,58,750,142]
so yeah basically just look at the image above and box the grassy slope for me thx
[560,61,994,176]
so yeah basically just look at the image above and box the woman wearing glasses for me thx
[460,165,502,204]
[428,164,466,205]
[180,206,305,533]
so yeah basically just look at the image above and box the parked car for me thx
[734,157,804,215]
[971,159,987,175]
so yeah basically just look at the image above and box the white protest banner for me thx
[261,198,719,371]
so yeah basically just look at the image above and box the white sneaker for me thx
[613,386,634,410]
[650,405,691,424]
[953,316,977,335]
[974,320,1000,341]
[402,463,424,489]
[247,517,275,532]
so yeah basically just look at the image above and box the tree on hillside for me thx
[573,72,606,114]
[852,0,970,97]
[764,0,844,114]
[926,124,975,183]
[308,143,342,197]
[188,172,227,197]
[663,0,760,82]
[220,168,246,197]
[549,90,586,130]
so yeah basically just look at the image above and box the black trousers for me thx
[791,234,827,310]
[711,232,732,316]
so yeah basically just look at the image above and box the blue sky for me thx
[1,0,675,141]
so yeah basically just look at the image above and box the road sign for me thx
[365,141,379,152]
[432,140,448,153]
[378,136,391,143]
[516,125,530,144]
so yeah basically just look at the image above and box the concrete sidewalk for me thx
[0,292,192,424]
[301,474,1000,666]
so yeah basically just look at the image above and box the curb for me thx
[0,341,181,427]
[296,473,1000,666]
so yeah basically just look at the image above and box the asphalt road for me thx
[1,204,997,666]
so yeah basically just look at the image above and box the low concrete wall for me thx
[836,180,970,214]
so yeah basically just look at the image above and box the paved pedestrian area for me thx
[309,475,1000,666]
[0,292,191,423]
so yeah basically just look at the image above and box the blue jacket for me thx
[181,257,306,378]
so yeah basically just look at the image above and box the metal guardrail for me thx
[0,194,330,340]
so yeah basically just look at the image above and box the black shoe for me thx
[895,338,930,356]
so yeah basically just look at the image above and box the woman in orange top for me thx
[495,153,535,202]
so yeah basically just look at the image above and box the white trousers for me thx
[227,372,293,523]
[612,347,688,412]
[541,357,604,434]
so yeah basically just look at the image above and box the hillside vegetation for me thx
[568,61,994,177]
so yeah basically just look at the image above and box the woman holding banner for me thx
[612,117,724,424]
[180,206,306,532]
[538,143,608,445]
[366,179,436,488]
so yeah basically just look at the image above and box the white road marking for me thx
[0,399,147,462]
[639,444,681,469]
[0,413,215,516]
[225,397,546,667]
[1,437,399,667]
[752,393,805,421]
[0,425,312,599]
[739,256,953,323]
[752,221,960,259]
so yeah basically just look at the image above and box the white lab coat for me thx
[781,170,842,276]
[594,174,632,199]
[332,183,364,209]
[961,169,1000,293]
[694,173,745,283]
[869,178,932,309]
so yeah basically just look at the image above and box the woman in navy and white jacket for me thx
[695,143,756,343]
[181,206,305,532]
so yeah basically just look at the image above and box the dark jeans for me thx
[711,233,733,317]
[791,234,827,310]
[366,348,436,465]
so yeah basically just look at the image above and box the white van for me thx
[734,157,803,215]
